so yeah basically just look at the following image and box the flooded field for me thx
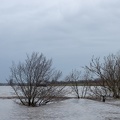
[0,86,120,120]
[0,99,70,120]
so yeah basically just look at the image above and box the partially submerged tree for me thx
[65,70,81,99]
[8,52,65,106]
[85,54,120,99]
[81,70,91,98]
[65,69,90,99]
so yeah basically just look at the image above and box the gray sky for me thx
[0,0,120,82]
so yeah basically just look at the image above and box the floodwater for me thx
[0,86,120,120]
[0,86,93,120]
[0,99,69,120]
[0,86,72,120]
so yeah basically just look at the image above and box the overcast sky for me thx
[0,0,120,82]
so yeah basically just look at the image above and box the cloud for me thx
[0,0,120,82]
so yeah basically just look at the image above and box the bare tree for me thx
[65,70,81,99]
[85,54,120,99]
[81,70,91,98]
[83,68,110,101]
[8,52,65,106]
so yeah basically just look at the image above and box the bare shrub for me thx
[65,70,89,99]
[8,52,65,106]
[85,54,120,99]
